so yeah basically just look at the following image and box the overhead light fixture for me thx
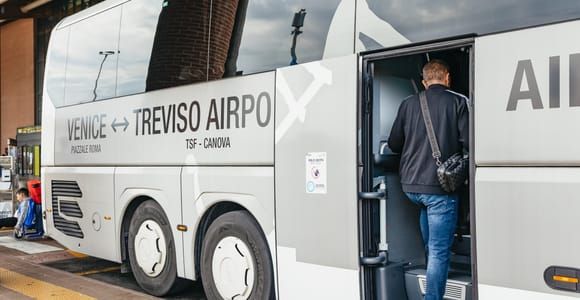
[21,0,52,14]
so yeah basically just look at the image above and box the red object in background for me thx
[27,180,41,204]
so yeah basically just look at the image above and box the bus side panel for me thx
[115,167,184,277]
[475,20,580,166]
[181,167,275,282]
[44,167,116,262]
[274,55,360,299]
[475,168,580,299]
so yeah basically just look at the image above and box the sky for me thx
[366,0,580,46]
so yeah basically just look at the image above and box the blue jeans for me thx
[405,192,458,300]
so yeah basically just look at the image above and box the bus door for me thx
[274,54,360,299]
[474,19,580,299]
[360,39,474,300]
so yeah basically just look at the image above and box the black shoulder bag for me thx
[419,91,468,193]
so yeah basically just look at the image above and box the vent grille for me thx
[51,180,84,239]
[418,275,467,300]
[59,200,83,218]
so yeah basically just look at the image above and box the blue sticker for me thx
[306,181,315,193]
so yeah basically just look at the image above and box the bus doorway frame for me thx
[358,36,477,300]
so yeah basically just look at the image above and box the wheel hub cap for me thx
[212,236,255,299]
[135,220,167,277]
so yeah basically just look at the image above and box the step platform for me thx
[405,267,472,300]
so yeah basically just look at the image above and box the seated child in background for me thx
[14,188,31,237]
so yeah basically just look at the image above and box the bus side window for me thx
[141,0,211,91]
[116,0,162,95]
[45,27,69,108]
[64,6,121,105]
[210,0,345,79]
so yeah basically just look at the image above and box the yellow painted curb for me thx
[0,267,95,299]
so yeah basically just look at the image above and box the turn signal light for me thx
[553,275,579,284]
[544,266,580,292]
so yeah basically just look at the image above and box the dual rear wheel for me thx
[127,200,185,296]
[127,201,274,299]
[201,210,275,300]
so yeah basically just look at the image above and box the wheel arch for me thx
[193,201,267,280]
[119,195,154,263]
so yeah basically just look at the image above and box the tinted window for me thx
[52,0,347,105]
[116,0,163,96]
[65,7,121,104]
[209,0,342,79]
[45,27,69,107]
[361,0,580,51]
[144,0,210,90]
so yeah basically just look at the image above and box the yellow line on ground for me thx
[0,267,95,299]
[0,228,13,232]
[66,249,88,258]
[74,266,120,276]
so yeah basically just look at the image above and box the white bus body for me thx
[41,0,580,299]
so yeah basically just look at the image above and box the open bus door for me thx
[274,54,361,299]
[360,38,474,300]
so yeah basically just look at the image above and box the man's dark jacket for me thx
[388,84,469,195]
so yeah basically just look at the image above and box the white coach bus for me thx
[41,0,580,299]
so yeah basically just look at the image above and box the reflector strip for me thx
[74,266,120,276]
[66,249,88,258]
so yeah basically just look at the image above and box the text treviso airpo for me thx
[132,92,271,136]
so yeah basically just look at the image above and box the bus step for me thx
[404,268,472,300]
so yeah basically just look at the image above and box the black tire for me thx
[201,210,274,300]
[128,200,187,296]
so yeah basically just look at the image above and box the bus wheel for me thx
[128,200,186,296]
[201,210,274,300]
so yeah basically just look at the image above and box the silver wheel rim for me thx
[212,236,255,299]
[134,220,167,277]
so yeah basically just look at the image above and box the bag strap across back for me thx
[419,91,442,166]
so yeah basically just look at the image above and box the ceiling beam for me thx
[21,0,52,14]
[0,0,54,21]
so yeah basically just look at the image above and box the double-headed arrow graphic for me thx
[111,117,129,132]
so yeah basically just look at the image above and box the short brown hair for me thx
[422,59,450,82]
